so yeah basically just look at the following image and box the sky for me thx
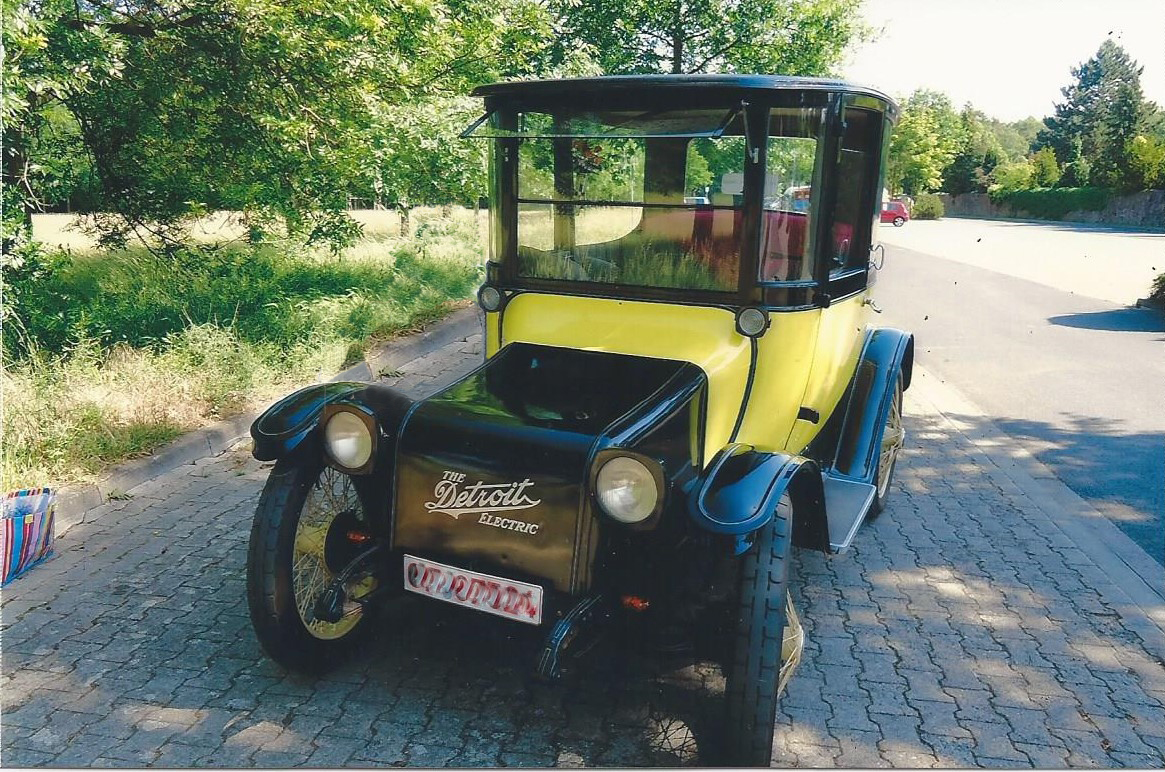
[842,0,1165,122]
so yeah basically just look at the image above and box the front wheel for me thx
[246,457,379,673]
[893,216,905,227]
[722,497,799,767]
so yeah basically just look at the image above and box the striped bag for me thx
[1,488,57,587]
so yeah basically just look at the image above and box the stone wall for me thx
[939,189,1165,230]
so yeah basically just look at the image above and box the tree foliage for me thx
[548,0,867,75]
[1030,147,1060,188]
[942,106,1003,195]
[887,89,962,195]
[2,0,551,249]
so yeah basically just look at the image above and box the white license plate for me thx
[402,555,543,625]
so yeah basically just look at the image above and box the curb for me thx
[907,364,1165,660]
[53,306,482,537]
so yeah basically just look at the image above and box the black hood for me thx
[392,342,705,594]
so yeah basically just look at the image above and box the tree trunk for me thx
[671,2,684,74]
[398,204,410,237]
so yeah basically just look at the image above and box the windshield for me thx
[504,108,746,292]
[496,106,823,293]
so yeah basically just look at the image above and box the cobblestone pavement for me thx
[3,331,1165,767]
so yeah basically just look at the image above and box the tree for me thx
[1035,40,1152,190]
[887,90,963,195]
[1128,135,1165,190]
[1030,147,1060,187]
[990,160,1033,193]
[365,96,489,234]
[943,105,1004,194]
[548,0,867,76]
[2,0,552,250]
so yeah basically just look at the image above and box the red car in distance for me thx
[881,200,910,226]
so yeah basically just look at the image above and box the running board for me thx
[822,473,876,553]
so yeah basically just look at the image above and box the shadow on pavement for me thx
[1047,309,1165,333]
[982,412,1165,565]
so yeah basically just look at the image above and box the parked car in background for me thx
[881,199,910,226]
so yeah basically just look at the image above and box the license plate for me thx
[402,555,543,625]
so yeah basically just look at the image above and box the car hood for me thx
[391,342,705,593]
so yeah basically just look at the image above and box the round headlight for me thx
[596,456,659,523]
[478,284,502,312]
[323,411,373,470]
[736,306,769,337]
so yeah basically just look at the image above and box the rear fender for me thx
[831,328,913,482]
[687,444,828,550]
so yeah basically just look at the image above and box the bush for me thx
[912,194,944,219]
[989,187,1110,220]
[1150,273,1165,305]
[990,160,1034,193]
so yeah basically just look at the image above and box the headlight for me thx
[478,284,502,312]
[595,456,659,523]
[323,410,373,470]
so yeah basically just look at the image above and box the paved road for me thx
[4,321,1165,767]
[879,218,1165,307]
[875,219,1165,566]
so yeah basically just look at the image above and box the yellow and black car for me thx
[245,75,912,767]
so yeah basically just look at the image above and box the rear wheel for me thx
[869,375,905,519]
[246,458,378,673]
[722,496,800,767]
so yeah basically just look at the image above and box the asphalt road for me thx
[873,218,1165,566]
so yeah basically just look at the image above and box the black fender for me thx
[687,443,829,550]
[250,381,414,465]
[831,327,914,481]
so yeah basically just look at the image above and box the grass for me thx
[3,207,485,491]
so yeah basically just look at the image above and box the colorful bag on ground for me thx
[1,488,57,587]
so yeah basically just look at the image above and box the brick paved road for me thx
[3,330,1165,767]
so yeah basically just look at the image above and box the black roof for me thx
[472,74,897,114]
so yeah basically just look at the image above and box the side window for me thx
[758,108,823,283]
[830,108,881,276]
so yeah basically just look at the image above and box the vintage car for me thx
[245,74,912,766]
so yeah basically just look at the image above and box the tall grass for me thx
[2,208,484,490]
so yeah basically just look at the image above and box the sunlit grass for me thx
[4,209,485,490]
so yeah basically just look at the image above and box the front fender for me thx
[250,381,414,462]
[687,443,826,544]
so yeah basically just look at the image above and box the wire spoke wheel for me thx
[248,457,381,673]
[291,466,372,640]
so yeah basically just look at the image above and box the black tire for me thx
[869,375,905,519]
[246,457,376,673]
[893,216,905,227]
[723,497,792,767]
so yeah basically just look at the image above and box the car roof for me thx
[472,74,898,116]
